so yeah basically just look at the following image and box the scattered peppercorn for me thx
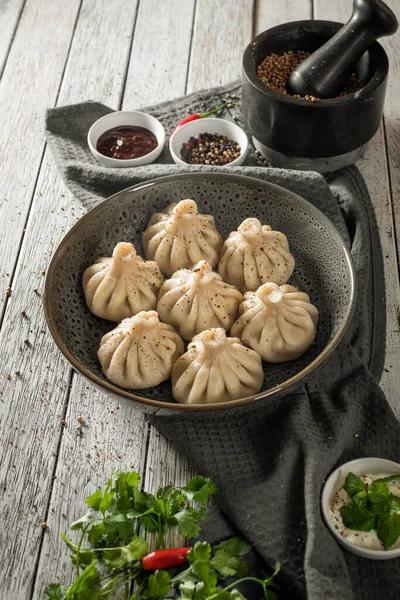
[180,133,241,165]
[255,149,275,168]
[21,311,27,318]
[33,289,39,295]
[257,50,363,100]
[6,287,12,297]
[15,370,21,377]
[24,339,30,346]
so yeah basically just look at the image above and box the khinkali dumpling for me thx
[98,311,184,389]
[83,242,163,321]
[157,260,243,341]
[172,328,264,404]
[231,282,318,362]
[218,218,295,293]
[142,199,223,277]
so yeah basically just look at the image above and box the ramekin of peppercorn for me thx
[169,118,248,167]
[242,19,391,172]
[88,111,165,168]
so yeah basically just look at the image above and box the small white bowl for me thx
[169,117,248,167]
[87,111,165,168]
[321,457,400,560]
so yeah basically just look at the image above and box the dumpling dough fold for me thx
[98,310,184,389]
[218,218,295,292]
[83,242,164,321]
[157,260,243,340]
[172,328,264,404]
[231,282,318,362]
[142,199,223,277]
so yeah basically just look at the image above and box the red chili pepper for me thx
[141,547,191,570]
[169,103,227,144]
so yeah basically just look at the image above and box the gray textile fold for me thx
[45,82,400,600]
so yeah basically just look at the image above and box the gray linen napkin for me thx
[45,82,400,600]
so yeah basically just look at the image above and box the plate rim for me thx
[44,171,357,412]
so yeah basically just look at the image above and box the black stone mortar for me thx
[242,21,389,172]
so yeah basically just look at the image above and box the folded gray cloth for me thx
[45,82,400,600]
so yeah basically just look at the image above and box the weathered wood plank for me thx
[254,0,311,33]
[313,2,400,415]
[0,0,81,322]
[122,0,196,108]
[0,0,26,78]
[0,1,143,598]
[186,0,254,93]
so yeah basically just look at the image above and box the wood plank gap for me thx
[53,0,83,106]
[251,0,257,38]
[311,0,315,20]
[118,0,141,109]
[28,368,74,600]
[184,0,198,94]
[139,420,152,490]
[382,115,400,270]
[0,0,27,81]
[0,0,83,334]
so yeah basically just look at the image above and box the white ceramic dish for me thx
[169,117,249,167]
[321,457,400,560]
[87,111,165,168]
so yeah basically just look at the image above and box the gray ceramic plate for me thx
[44,173,356,413]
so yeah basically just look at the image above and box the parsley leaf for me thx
[213,538,251,558]
[43,583,67,600]
[182,476,218,507]
[343,473,366,497]
[377,514,400,550]
[101,537,148,570]
[143,570,172,599]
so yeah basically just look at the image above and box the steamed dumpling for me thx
[98,311,184,389]
[83,242,163,322]
[142,199,223,277]
[157,260,243,341]
[231,282,318,362]
[218,218,295,293]
[172,328,264,404]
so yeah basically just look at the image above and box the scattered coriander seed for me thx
[41,522,48,529]
[61,419,66,425]
[24,339,30,346]
[6,287,11,297]
[6,374,11,380]
[21,311,27,318]
[41,270,46,276]
[77,415,84,424]
[33,289,39,294]
[257,50,363,100]
[180,133,241,165]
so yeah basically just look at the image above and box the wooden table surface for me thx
[0,1,399,598]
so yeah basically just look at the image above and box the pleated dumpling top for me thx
[98,311,184,389]
[83,242,163,321]
[218,218,295,293]
[157,260,243,341]
[231,282,318,363]
[142,199,223,277]
[172,328,264,404]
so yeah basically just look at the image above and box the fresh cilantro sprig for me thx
[340,472,400,550]
[43,470,280,600]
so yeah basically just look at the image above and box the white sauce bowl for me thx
[87,111,165,168]
[321,457,400,560]
[169,117,249,167]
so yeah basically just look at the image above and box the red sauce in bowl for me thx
[96,126,158,160]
